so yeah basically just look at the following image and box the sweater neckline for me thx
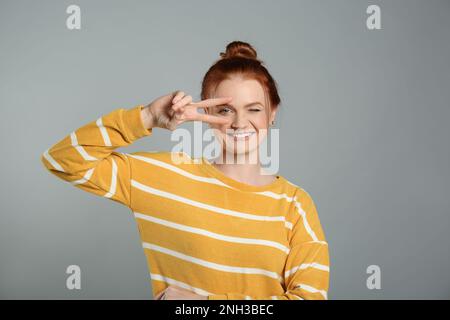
[199,156,285,192]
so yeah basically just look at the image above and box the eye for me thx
[218,107,232,114]
[249,109,261,112]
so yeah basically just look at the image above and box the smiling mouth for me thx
[226,132,256,140]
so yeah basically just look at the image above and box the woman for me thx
[41,41,330,300]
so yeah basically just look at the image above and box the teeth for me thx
[227,132,255,138]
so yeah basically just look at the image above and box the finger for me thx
[154,292,163,300]
[166,118,179,131]
[190,97,233,109]
[172,95,193,111]
[154,289,166,300]
[172,91,185,104]
[194,113,232,125]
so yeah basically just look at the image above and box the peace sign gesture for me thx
[142,90,233,131]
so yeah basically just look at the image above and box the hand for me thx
[142,90,233,131]
[154,285,208,300]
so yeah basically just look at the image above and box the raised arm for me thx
[41,92,235,208]
[41,105,153,208]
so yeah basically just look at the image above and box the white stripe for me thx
[150,273,213,296]
[254,190,296,202]
[127,153,233,189]
[96,117,112,146]
[131,154,319,243]
[134,212,289,254]
[257,190,319,241]
[301,240,328,245]
[285,262,330,278]
[104,158,118,198]
[294,283,327,300]
[42,149,65,172]
[291,294,304,300]
[70,132,98,161]
[293,197,318,241]
[131,180,287,224]
[126,153,297,229]
[127,153,297,202]
[71,168,94,185]
[143,242,283,283]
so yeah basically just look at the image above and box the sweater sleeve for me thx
[40,105,152,208]
[208,191,330,300]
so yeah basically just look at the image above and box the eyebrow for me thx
[219,102,264,109]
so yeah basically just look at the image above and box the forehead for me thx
[215,78,266,104]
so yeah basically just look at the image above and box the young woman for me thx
[41,41,330,300]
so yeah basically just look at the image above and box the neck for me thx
[210,149,276,186]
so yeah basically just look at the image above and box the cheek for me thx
[210,127,227,143]
[253,118,270,137]
[252,114,269,128]
[254,120,270,146]
[255,131,268,148]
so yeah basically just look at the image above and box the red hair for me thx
[201,41,281,123]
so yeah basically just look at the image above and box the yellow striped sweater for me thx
[41,104,330,300]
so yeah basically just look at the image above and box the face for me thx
[205,77,277,160]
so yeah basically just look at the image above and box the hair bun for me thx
[220,41,259,61]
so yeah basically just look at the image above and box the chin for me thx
[224,144,260,158]
[218,132,262,159]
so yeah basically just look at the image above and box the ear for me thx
[269,106,278,124]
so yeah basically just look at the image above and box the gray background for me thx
[1,0,449,299]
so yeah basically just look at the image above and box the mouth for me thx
[226,131,256,140]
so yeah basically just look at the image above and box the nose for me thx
[230,112,250,130]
